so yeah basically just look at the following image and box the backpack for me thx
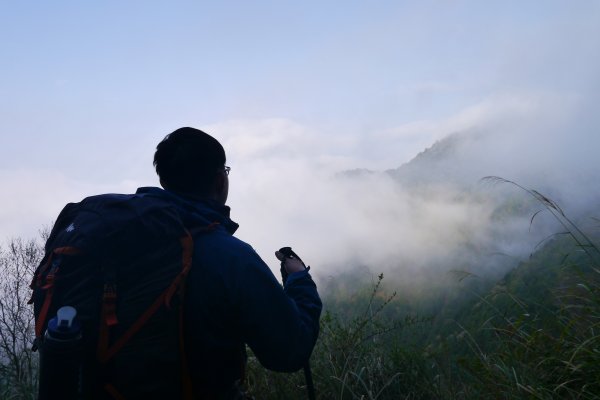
[30,192,216,399]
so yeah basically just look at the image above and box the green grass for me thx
[246,274,439,400]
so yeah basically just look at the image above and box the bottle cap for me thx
[47,306,81,340]
[57,306,77,329]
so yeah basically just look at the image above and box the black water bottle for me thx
[38,306,83,400]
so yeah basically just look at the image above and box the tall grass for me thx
[457,252,600,399]
[458,179,600,399]
[246,274,436,399]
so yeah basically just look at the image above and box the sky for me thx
[1,1,599,276]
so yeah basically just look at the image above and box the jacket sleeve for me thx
[236,248,322,372]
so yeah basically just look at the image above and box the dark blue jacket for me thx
[136,187,322,394]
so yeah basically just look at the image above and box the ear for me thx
[212,171,229,204]
[214,173,225,192]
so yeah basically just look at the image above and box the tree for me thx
[0,237,43,399]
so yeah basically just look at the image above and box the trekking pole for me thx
[278,247,316,400]
[304,362,316,400]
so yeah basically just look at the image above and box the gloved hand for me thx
[275,247,307,284]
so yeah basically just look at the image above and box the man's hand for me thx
[275,251,306,274]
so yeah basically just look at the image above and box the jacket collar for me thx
[136,187,239,234]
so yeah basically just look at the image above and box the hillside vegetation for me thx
[246,226,600,399]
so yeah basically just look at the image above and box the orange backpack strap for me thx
[98,232,195,366]
[33,247,81,337]
[97,283,119,361]
[103,383,127,400]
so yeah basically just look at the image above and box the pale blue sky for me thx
[1,1,599,254]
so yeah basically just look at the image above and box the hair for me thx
[153,127,226,195]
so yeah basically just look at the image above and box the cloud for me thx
[200,92,599,282]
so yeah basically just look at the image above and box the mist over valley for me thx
[221,95,600,300]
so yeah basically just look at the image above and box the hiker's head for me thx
[154,127,229,203]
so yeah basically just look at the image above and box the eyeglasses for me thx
[224,166,231,176]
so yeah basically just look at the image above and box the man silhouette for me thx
[148,127,322,398]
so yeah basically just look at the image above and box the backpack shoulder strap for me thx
[97,229,197,364]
